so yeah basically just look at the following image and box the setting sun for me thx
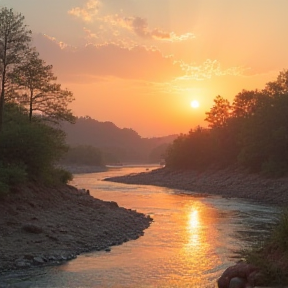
[191,100,200,109]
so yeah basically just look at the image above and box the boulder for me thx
[229,277,246,288]
[218,263,258,288]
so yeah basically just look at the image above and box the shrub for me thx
[242,210,288,285]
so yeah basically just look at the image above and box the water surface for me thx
[1,166,280,287]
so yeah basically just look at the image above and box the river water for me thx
[1,166,280,288]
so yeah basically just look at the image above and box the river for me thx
[1,166,280,287]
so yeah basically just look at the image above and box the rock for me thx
[247,271,266,286]
[107,201,119,209]
[33,256,45,265]
[105,247,111,252]
[218,263,258,288]
[15,259,31,268]
[22,224,43,234]
[229,277,246,288]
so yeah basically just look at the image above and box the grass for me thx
[242,209,288,285]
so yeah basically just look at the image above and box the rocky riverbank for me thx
[105,167,288,206]
[0,183,152,274]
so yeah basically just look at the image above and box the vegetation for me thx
[0,8,73,195]
[8,49,75,123]
[0,7,32,132]
[61,145,104,167]
[165,70,288,176]
[242,210,288,285]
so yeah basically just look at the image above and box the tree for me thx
[265,69,288,96]
[231,89,263,118]
[205,95,231,128]
[0,7,31,132]
[0,102,71,184]
[9,50,75,123]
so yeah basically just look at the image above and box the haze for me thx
[2,0,288,137]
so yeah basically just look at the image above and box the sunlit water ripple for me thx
[1,166,280,288]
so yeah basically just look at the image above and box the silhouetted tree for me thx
[265,69,288,96]
[205,95,231,128]
[0,7,31,131]
[9,50,75,123]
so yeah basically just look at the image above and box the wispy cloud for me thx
[179,59,246,80]
[33,34,245,85]
[101,15,195,42]
[68,0,101,22]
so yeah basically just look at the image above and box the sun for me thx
[191,100,200,109]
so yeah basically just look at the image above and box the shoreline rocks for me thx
[0,183,152,275]
[105,167,288,206]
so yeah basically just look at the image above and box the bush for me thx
[242,210,288,285]
[62,145,104,166]
[44,168,73,185]
[0,103,71,189]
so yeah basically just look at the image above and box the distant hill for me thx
[61,116,177,163]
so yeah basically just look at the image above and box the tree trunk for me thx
[0,68,6,133]
[29,90,33,122]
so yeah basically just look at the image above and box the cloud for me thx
[179,59,246,81]
[32,33,183,83]
[68,0,101,22]
[33,34,245,85]
[102,15,195,42]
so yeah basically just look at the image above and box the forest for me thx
[0,8,74,195]
[165,70,288,177]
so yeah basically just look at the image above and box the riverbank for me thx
[104,167,288,206]
[0,183,152,274]
[59,164,108,174]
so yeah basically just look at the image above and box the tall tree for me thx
[9,50,75,123]
[265,69,288,96]
[0,7,31,131]
[205,95,231,128]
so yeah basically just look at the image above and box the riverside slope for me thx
[0,183,152,273]
[105,167,288,206]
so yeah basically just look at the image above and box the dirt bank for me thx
[0,183,152,274]
[105,167,288,206]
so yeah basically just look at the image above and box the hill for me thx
[61,116,177,164]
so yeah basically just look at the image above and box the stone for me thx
[33,256,45,265]
[218,263,258,288]
[22,224,43,234]
[15,259,31,268]
[229,277,246,288]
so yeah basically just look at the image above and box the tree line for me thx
[0,7,74,194]
[165,70,288,176]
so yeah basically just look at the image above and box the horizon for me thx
[1,0,288,137]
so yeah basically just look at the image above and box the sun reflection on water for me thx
[188,209,200,248]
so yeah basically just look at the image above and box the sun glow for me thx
[190,100,200,108]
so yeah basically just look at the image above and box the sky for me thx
[1,0,288,137]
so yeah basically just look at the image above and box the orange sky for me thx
[2,0,288,137]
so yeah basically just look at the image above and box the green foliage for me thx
[166,69,288,175]
[165,127,214,169]
[0,7,32,131]
[0,103,70,190]
[242,210,288,285]
[62,145,104,166]
[42,167,73,185]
